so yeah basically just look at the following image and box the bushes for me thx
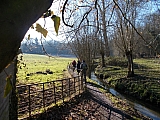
[105,57,128,67]
[113,79,160,107]
[94,57,160,107]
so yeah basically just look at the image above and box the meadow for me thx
[17,54,75,85]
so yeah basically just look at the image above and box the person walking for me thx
[72,60,76,72]
[80,60,88,83]
[76,60,81,75]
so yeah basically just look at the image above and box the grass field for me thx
[17,54,75,85]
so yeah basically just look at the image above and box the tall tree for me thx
[113,0,141,77]
[97,0,111,57]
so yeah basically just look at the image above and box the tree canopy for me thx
[0,0,159,74]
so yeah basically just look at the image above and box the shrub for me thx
[105,57,128,67]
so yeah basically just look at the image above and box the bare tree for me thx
[112,0,143,77]
[142,12,160,57]
[97,0,113,57]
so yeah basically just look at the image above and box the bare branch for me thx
[112,0,147,44]
[62,0,74,27]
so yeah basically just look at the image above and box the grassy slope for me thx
[17,54,75,85]
[95,58,160,107]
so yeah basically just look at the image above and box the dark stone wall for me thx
[0,60,16,120]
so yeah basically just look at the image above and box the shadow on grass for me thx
[133,63,151,70]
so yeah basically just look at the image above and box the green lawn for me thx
[17,54,75,85]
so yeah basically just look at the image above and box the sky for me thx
[24,0,160,42]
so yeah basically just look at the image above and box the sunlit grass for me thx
[133,58,160,79]
[17,54,75,84]
[95,58,160,106]
[134,58,160,70]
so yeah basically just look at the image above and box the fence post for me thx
[78,77,80,94]
[73,77,76,94]
[53,81,56,105]
[68,78,71,99]
[61,80,64,103]
[80,76,83,90]
[42,83,45,109]
[28,85,31,119]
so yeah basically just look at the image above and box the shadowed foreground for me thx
[32,81,151,120]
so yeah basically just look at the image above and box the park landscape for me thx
[15,54,160,119]
[0,0,160,120]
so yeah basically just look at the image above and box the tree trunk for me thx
[100,50,105,67]
[101,0,110,57]
[87,65,92,79]
[126,50,134,77]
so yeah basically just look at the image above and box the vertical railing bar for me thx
[78,77,80,94]
[61,80,64,103]
[79,76,81,91]
[68,78,71,99]
[28,85,31,119]
[80,76,83,90]
[53,81,56,105]
[74,77,76,94]
[43,83,45,109]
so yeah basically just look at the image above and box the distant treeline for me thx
[21,38,74,57]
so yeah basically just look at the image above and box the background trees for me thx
[0,0,159,76]
[64,0,160,77]
[21,38,72,56]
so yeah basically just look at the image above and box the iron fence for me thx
[16,76,85,119]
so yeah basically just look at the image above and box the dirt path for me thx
[36,82,151,120]
[35,69,152,120]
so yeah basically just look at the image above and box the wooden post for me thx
[42,83,45,109]
[74,77,76,94]
[53,81,56,105]
[78,77,80,94]
[61,80,64,103]
[68,78,71,99]
[28,85,31,119]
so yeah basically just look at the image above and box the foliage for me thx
[105,57,128,67]
[36,23,48,37]
[17,54,74,85]
[51,15,60,35]
[35,9,60,37]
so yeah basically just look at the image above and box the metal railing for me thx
[16,76,85,119]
